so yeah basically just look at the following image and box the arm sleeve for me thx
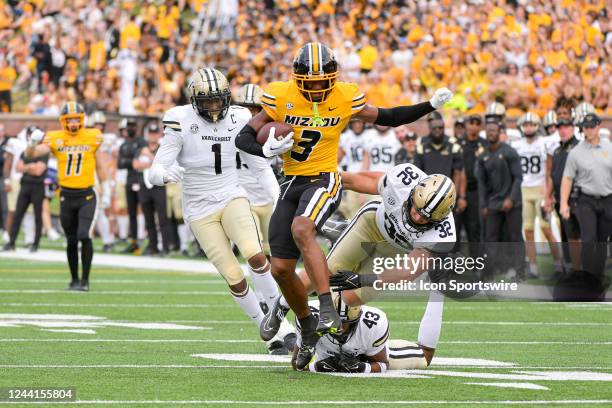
[235,125,265,157]
[374,102,435,127]
[507,148,523,204]
[149,129,183,186]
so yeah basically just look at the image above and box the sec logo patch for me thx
[190,124,199,134]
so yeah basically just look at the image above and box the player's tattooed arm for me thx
[340,171,385,194]
[235,110,273,157]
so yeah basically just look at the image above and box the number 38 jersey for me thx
[158,105,269,222]
[305,301,389,362]
[261,80,366,176]
[375,163,456,254]
[44,128,103,189]
[514,137,547,187]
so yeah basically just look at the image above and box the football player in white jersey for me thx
[338,119,368,219]
[261,163,456,368]
[149,68,294,354]
[233,84,280,259]
[515,113,562,278]
[480,102,522,147]
[362,125,402,172]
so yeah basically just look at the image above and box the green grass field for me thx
[0,259,611,407]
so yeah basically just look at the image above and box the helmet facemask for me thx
[59,102,85,135]
[293,42,338,103]
[192,92,231,123]
[403,175,456,233]
[187,68,232,123]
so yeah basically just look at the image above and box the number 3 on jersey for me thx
[291,129,321,162]
[65,152,83,176]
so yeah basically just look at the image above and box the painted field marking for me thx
[1,400,608,405]
[464,382,549,390]
[41,329,96,334]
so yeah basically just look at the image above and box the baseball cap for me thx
[467,114,482,123]
[557,118,573,127]
[454,117,466,126]
[148,122,160,132]
[405,132,417,140]
[580,113,601,128]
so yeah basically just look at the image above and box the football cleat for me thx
[316,302,342,336]
[67,280,80,291]
[295,329,319,371]
[79,280,89,292]
[266,339,289,355]
[260,295,290,341]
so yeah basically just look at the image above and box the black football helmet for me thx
[293,42,338,103]
[59,102,85,134]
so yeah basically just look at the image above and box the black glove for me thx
[334,352,367,373]
[314,356,343,372]
[330,270,378,291]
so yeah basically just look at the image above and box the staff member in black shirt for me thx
[477,117,524,275]
[3,129,48,252]
[132,122,169,256]
[394,130,418,165]
[117,118,146,254]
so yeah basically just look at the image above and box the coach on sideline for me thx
[560,113,612,278]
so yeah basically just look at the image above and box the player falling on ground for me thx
[148,68,294,354]
[26,102,112,291]
[235,42,452,370]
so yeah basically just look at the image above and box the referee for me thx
[560,113,612,278]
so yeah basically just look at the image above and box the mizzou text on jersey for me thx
[44,128,104,189]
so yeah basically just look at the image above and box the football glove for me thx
[330,270,378,291]
[163,164,185,184]
[30,129,45,145]
[429,88,453,109]
[334,353,368,373]
[262,126,294,158]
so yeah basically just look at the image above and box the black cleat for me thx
[102,244,114,253]
[29,244,38,253]
[259,296,290,341]
[2,243,15,251]
[316,302,342,336]
[79,280,89,292]
[283,332,297,351]
[266,339,289,355]
[67,280,80,291]
[295,330,318,370]
[121,242,140,254]
[259,301,269,315]
[142,246,159,256]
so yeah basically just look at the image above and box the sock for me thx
[231,285,264,327]
[417,290,444,349]
[178,224,190,251]
[67,239,79,282]
[117,216,129,239]
[529,263,538,276]
[24,213,35,245]
[318,292,333,309]
[137,214,146,240]
[81,238,93,281]
[279,296,290,310]
[249,262,278,310]
[97,212,114,245]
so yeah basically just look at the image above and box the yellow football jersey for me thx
[261,81,366,176]
[45,128,103,189]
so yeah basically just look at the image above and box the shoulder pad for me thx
[163,106,188,132]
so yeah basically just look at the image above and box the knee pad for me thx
[388,339,428,369]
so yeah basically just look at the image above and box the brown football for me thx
[257,121,294,145]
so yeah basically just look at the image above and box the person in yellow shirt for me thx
[25,102,111,292]
[0,59,16,112]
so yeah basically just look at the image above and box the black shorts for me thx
[59,187,97,241]
[269,172,342,259]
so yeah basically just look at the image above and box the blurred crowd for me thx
[0,0,610,118]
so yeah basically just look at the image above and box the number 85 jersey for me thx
[375,163,456,254]
[261,80,365,176]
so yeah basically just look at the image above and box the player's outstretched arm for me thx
[235,109,274,157]
[24,129,50,158]
[340,171,385,194]
[354,88,452,127]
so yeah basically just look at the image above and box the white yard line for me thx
[0,290,229,295]
[0,399,610,405]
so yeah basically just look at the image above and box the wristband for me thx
[363,363,372,373]
[308,362,317,372]
[378,362,388,373]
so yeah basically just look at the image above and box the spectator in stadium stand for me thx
[132,122,170,256]
[457,114,487,249]
[3,129,48,253]
[560,113,612,279]
[117,118,146,255]
[394,130,418,166]
[545,117,581,273]
[476,116,524,277]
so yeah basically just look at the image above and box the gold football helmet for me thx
[293,42,338,103]
[543,110,557,129]
[405,174,456,231]
[518,112,541,136]
[59,101,85,134]
[334,292,361,324]
[574,102,595,126]
[485,102,506,118]
[234,83,263,107]
[187,67,231,123]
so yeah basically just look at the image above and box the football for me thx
[256,121,294,145]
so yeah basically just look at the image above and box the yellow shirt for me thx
[120,21,141,49]
[358,45,378,71]
[45,128,103,189]
[0,66,16,91]
[261,81,365,176]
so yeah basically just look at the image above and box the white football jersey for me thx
[514,136,548,187]
[363,129,401,172]
[155,105,268,222]
[375,163,456,254]
[339,129,366,172]
[306,301,389,362]
[5,136,27,179]
[237,153,277,207]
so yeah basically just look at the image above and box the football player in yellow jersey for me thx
[26,102,111,291]
[235,42,452,370]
